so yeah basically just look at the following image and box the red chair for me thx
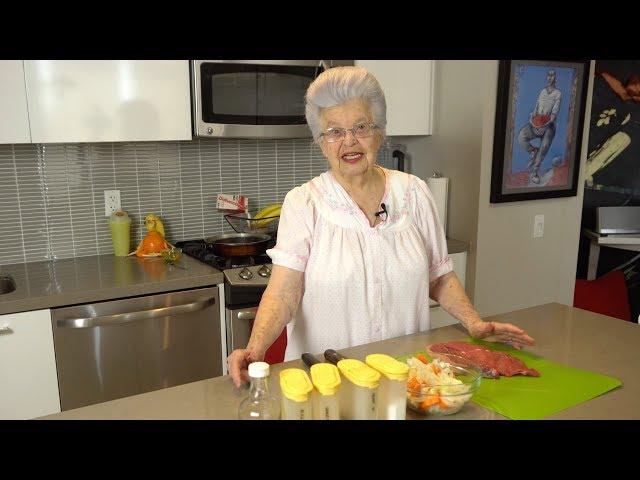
[574,269,632,321]
[264,327,288,364]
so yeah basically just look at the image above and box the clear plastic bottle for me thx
[238,362,281,420]
[279,368,313,420]
[302,353,341,420]
[365,353,409,420]
[324,349,380,420]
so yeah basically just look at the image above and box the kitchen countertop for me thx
[41,303,640,420]
[446,238,468,255]
[0,239,467,316]
[0,254,223,315]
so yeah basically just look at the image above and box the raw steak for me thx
[427,341,540,379]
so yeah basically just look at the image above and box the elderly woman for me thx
[228,66,534,387]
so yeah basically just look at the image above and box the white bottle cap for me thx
[248,361,270,378]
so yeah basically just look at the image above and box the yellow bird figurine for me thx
[144,214,166,237]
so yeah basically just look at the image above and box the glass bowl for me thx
[406,358,482,416]
[224,209,280,235]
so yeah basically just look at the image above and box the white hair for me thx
[305,66,387,141]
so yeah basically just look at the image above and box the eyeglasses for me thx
[319,122,379,143]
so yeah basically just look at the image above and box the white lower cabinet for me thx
[430,251,468,329]
[0,309,61,419]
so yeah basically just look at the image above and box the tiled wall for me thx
[0,138,397,265]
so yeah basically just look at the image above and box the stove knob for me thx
[238,267,253,280]
[257,265,271,278]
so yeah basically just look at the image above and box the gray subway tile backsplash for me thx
[0,138,396,265]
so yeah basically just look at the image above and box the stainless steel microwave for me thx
[191,60,328,138]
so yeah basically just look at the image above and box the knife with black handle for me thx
[324,349,346,365]
[301,353,321,369]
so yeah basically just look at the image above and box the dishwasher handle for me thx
[56,297,216,329]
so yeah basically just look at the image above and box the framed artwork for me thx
[584,60,640,196]
[490,59,590,203]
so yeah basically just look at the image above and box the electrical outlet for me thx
[104,190,121,217]
[534,214,544,238]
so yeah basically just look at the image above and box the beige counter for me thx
[0,254,223,315]
[446,238,468,255]
[41,303,640,420]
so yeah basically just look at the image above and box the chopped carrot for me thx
[419,396,441,410]
[407,378,420,390]
[417,354,429,364]
[432,363,441,375]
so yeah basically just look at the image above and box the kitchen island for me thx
[41,303,640,420]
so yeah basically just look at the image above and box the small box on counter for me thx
[216,194,248,213]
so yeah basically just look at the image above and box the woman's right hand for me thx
[227,348,263,388]
[226,265,304,388]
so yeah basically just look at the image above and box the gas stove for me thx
[175,238,283,364]
[175,239,272,271]
[175,239,272,306]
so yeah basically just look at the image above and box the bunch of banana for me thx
[253,203,282,228]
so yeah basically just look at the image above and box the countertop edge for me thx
[0,272,224,315]
[447,238,469,255]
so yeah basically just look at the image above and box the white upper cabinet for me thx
[355,60,434,136]
[24,60,192,143]
[0,61,31,144]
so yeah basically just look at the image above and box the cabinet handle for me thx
[0,324,13,335]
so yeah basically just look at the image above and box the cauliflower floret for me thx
[406,355,472,414]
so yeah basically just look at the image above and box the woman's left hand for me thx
[468,320,535,349]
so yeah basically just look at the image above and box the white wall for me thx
[403,60,485,301]
[405,60,595,316]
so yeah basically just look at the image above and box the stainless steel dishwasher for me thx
[51,286,221,411]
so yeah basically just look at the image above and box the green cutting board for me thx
[397,338,622,420]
